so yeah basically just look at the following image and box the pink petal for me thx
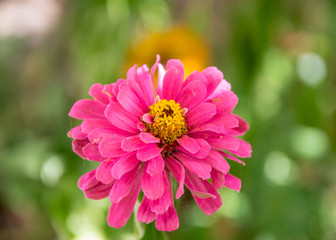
[139,132,160,144]
[99,138,127,158]
[184,170,216,199]
[177,135,200,154]
[104,102,138,133]
[111,153,139,179]
[150,55,160,96]
[150,171,173,214]
[136,143,162,161]
[142,113,153,124]
[142,167,164,200]
[165,156,185,199]
[78,170,113,200]
[107,169,142,228]
[67,126,87,139]
[89,83,110,104]
[117,80,148,116]
[82,143,105,161]
[224,174,241,192]
[179,80,207,110]
[185,170,222,215]
[206,150,230,174]
[207,79,231,100]
[185,103,217,126]
[72,139,89,159]
[111,79,126,99]
[190,131,240,152]
[109,165,142,203]
[167,59,184,80]
[157,63,166,94]
[220,151,246,166]
[121,135,146,152]
[173,151,211,180]
[211,169,225,189]
[212,91,238,114]
[96,160,116,184]
[146,155,165,177]
[161,67,183,100]
[155,206,179,232]
[177,138,211,159]
[81,119,112,134]
[228,139,252,158]
[183,70,208,87]
[226,115,249,136]
[136,65,155,106]
[88,127,129,144]
[102,83,116,101]
[190,114,239,134]
[69,99,106,120]
[202,66,224,98]
[137,122,146,131]
[137,197,156,224]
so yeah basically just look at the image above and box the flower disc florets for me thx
[144,99,187,146]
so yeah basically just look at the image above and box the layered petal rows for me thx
[68,55,251,231]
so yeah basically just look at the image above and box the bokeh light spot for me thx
[297,52,326,86]
[290,126,329,160]
[40,155,64,187]
[264,152,296,185]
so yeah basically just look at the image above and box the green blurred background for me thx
[1,0,336,239]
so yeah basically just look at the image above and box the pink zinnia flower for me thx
[68,55,251,232]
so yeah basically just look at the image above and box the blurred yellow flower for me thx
[125,25,210,77]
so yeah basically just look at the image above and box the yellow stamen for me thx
[144,99,187,145]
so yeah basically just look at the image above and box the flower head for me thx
[68,55,251,231]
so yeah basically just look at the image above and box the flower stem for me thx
[140,222,169,240]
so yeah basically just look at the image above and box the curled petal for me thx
[67,126,87,139]
[72,139,89,159]
[78,170,113,200]
[137,197,156,224]
[224,174,241,192]
[185,170,222,215]
[155,206,179,232]
[89,83,110,104]
[82,143,105,162]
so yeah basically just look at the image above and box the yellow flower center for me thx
[144,99,187,145]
